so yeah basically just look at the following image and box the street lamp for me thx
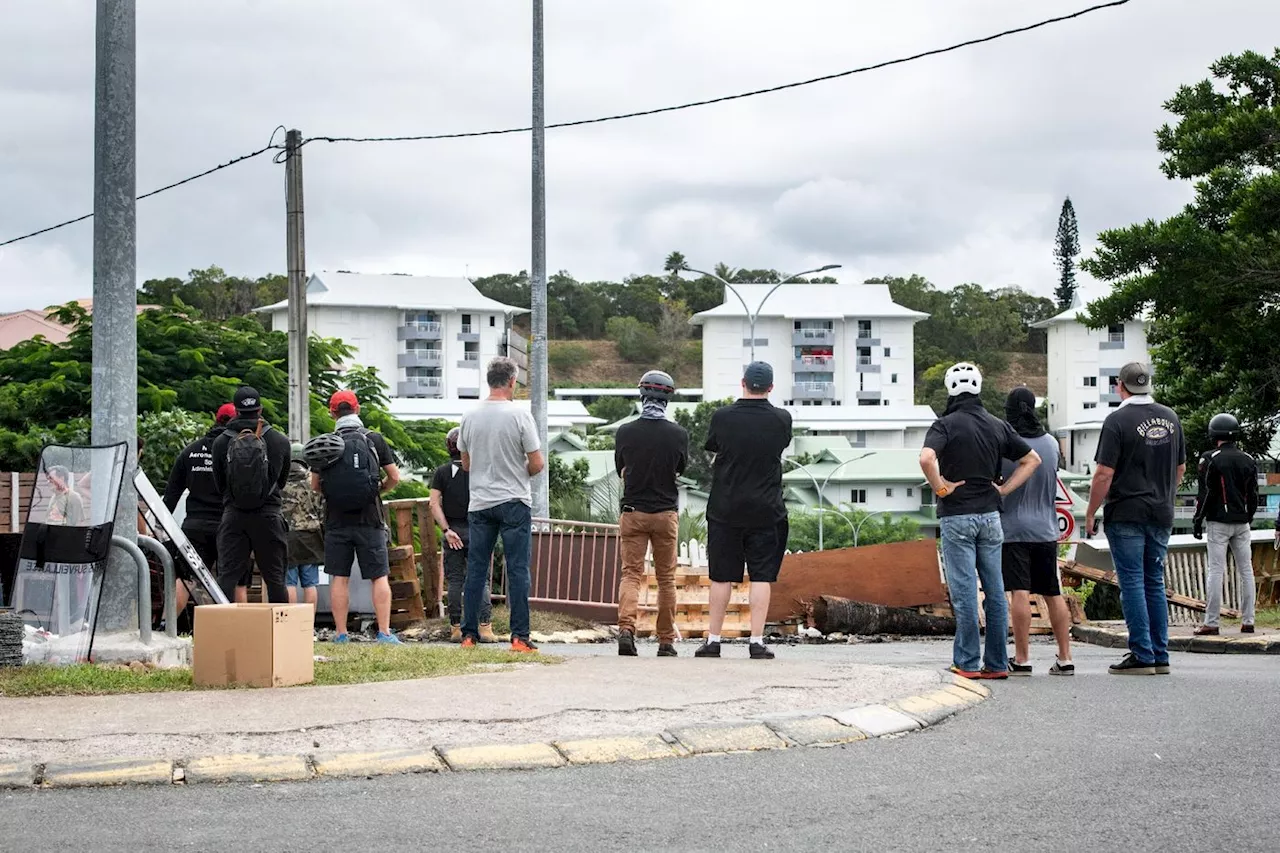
[783,453,874,550]
[811,507,857,547]
[852,509,895,548]
[679,263,842,362]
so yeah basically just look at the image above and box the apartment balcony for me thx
[792,328,835,347]
[398,322,442,341]
[856,355,880,373]
[397,379,444,398]
[398,350,443,368]
[855,334,880,346]
[792,355,835,374]
[457,352,481,369]
[792,381,836,401]
[1100,331,1126,350]
[457,323,480,343]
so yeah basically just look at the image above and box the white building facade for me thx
[258,271,526,402]
[691,282,927,408]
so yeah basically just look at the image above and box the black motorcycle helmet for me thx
[1207,412,1240,441]
[638,369,676,402]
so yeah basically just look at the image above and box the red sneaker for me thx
[461,636,477,649]
[977,669,1009,680]
[949,665,982,679]
[510,637,539,654]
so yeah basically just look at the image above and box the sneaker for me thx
[1241,624,1256,634]
[1193,625,1219,636]
[1109,653,1156,675]
[1154,660,1171,675]
[449,625,462,643]
[749,642,775,660]
[618,630,638,657]
[376,631,402,645]
[478,623,498,643]
[1049,660,1075,676]
[948,665,982,679]
[332,633,350,644]
[657,643,678,657]
[1009,661,1033,677]
[461,636,477,649]
[694,640,721,658]
[511,637,539,654]
[977,669,1009,680]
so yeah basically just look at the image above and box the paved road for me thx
[3,641,1277,852]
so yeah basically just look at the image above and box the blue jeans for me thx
[1104,522,1170,664]
[463,500,532,641]
[286,564,319,588]
[939,512,1008,673]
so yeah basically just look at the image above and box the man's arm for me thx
[211,438,227,495]
[918,447,965,498]
[161,447,189,512]
[996,450,1041,497]
[380,463,401,494]
[527,450,546,477]
[520,412,544,477]
[461,453,471,473]
[1192,455,1211,535]
[274,436,290,492]
[1085,464,1115,536]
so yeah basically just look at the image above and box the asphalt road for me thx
[3,641,1277,853]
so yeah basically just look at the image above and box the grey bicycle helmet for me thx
[638,369,676,402]
[303,432,346,470]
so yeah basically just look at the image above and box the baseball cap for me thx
[215,403,236,425]
[1118,362,1152,394]
[743,361,774,391]
[329,389,360,415]
[233,385,262,412]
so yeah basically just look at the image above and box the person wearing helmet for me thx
[430,427,495,642]
[920,362,1041,680]
[283,443,325,608]
[1192,412,1258,635]
[614,370,688,657]
[1085,362,1186,675]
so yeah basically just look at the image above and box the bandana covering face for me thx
[640,398,668,420]
[1004,387,1045,438]
[335,413,364,431]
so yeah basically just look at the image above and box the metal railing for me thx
[460,324,476,334]
[795,355,834,368]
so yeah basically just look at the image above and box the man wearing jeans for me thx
[1192,412,1258,636]
[458,357,545,653]
[920,363,1041,680]
[1085,362,1185,676]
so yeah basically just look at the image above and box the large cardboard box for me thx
[193,603,315,688]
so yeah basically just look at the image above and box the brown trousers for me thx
[617,509,679,642]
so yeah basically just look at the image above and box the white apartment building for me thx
[1033,298,1150,473]
[690,282,927,408]
[258,271,526,401]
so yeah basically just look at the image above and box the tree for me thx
[605,316,663,363]
[588,396,635,425]
[785,508,919,551]
[1054,198,1081,309]
[138,265,287,322]
[672,399,732,487]
[1081,49,1280,459]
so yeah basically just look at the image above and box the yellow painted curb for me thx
[184,753,312,784]
[670,722,788,755]
[950,675,992,697]
[554,734,681,765]
[767,715,867,747]
[0,763,36,788]
[923,688,972,710]
[939,684,984,704]
[43,758,173,788]
[440,742,565,771]
[312,749,444,778]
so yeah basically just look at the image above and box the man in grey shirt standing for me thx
[457,357,545,653]
[1000,387,1073,676]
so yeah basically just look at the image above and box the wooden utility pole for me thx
[285,128,309,443]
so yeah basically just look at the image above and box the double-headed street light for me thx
[852,509,896,548]
[783,453,875,550]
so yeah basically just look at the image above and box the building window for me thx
[857,346,872,365]
[461,313,474,333]
[921,487,934,506]
[858,399,877,407]
[883,400,889,406]
[883,347,891,358]
[1083,376,1097,387]
[1083,402,1098,410]
[907,487,914,498]
[489,315,496,327]
[891,373,898,384]
[1108,401,1120,408]
[885,488,894,498]
[851,489,867,504]
[1108,324,1125,343]
[857,319,872,337]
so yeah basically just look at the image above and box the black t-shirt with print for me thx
[1095,399,1185,527]
[430,460,470,542]
[705,399,793,527]
[923,398,1034,518]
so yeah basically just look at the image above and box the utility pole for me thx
[529,0,549,518]
[91,0,138,633]
[284,129,309,443]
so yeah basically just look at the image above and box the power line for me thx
[1,1,1131,249]
[306,0,1131,146]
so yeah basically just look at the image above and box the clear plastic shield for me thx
[13,443,128,664]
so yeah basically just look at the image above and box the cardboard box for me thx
[193,603,315,688]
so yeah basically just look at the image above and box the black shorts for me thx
[325,525,390,581]
[1001,542,1061,596]
[707,518,789,584]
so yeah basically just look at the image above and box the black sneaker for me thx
[618,630,637,657]
[1009,661,1033,677]
[749,642,775,660]
[1154,660,1171,675]
[1049,660,1074,676]
[694,640,721,658]
[1109,653,1156,675]
[657,643,677,657]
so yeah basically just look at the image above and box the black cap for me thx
[234,385,262,412]
[1118,362,1151,394]
[743,361,774,391]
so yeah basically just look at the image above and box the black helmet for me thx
[638,369,675,402]
[303,433,346,470]
[446,427,460,456]
[1208,412,1240,441]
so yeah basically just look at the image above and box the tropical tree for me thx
[1053,198,1081,309]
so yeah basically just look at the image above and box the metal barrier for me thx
[136,535,176,639]
[110,535,151,646]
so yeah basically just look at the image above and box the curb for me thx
[0,674,990,790]
[1072,624,1280,655]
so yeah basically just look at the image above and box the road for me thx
[2,642,1277,852]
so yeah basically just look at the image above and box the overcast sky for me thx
[1,0,1275,312]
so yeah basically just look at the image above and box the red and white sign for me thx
[1055,477,1075,506]
[1056,506,1076,542]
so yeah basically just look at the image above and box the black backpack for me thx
[320,428,382,513]
[225,420,271,510]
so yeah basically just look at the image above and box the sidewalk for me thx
[1072,621,1280,654]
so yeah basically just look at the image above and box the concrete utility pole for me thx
[91,0,138,632]
[284,129,309,443]
[529,0,549,517]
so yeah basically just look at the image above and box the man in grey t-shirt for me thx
[457,357,545,652]
[999,387,1073,676]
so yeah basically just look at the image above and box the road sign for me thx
[1055,477,1075,506]
[1056,506,1076,542]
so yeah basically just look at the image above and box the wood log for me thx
[808,595,956,636]
[1058,560,1239,618]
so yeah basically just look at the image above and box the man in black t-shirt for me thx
[696,362,792,661]
[920,363,1040,680]
[1085,362,1185,676]
[430,427,494,643]
[614,370,689,657]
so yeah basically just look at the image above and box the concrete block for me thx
[1224,636,1271,654]
[440,742,565,771]
[312,748,443,778]
[939,684,984,704]
[43,757,173,788]
[1166,636,1193,652]
[0,763,36,788]
[1189,636,1228,654]
[890,694,958,726]
[554,734,680,765]
[949,675,991,697]
[185,753,312,784]
[669,722,787,755]
[833,704,922,737]
[766,715,867,747]
[924,689,973,710]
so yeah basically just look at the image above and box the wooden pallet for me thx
[924,592,1057,635]
[634,572,752,639]
[388,544,426,629]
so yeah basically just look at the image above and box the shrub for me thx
[588,396,634,425]
[605,316,663,363]
[548,342,591,373]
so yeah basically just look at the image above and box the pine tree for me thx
[1053,197,1080,309]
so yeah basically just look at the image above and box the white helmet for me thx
[944,362,983,397]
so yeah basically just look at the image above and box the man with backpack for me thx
[284,442,325,608]
[211,386,293,604]
[431,427,496,643]
[306,390,402,644]
[164,403,236,612]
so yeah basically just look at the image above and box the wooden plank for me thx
[1060,560,1239,618]
[394,505,413,550]
[416,500,440,615]
[768,539,945,622]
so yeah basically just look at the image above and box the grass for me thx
[1223,606,1280,629]
[0,643,555,698]
[416,605,599,637]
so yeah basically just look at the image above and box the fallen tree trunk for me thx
[808,595,956,636]
[1059,560,1239,618]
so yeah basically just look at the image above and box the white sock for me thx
[708,634,721,644]
[750,636,764,646]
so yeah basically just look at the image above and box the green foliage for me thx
[1054,198,1081,309]
[588,396,635,425]
[393,419,455,472]
[585,432,616,450]
[785,508,920,552]
[138,265,286,323]
[548,455,591,507]
[605,316,663,363]
[678,509,707,545]
[1081,49,1280,459]
[385,479,433,501]
[138,410,208,484]
[548,342,592,373]
[672,399,733,488]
